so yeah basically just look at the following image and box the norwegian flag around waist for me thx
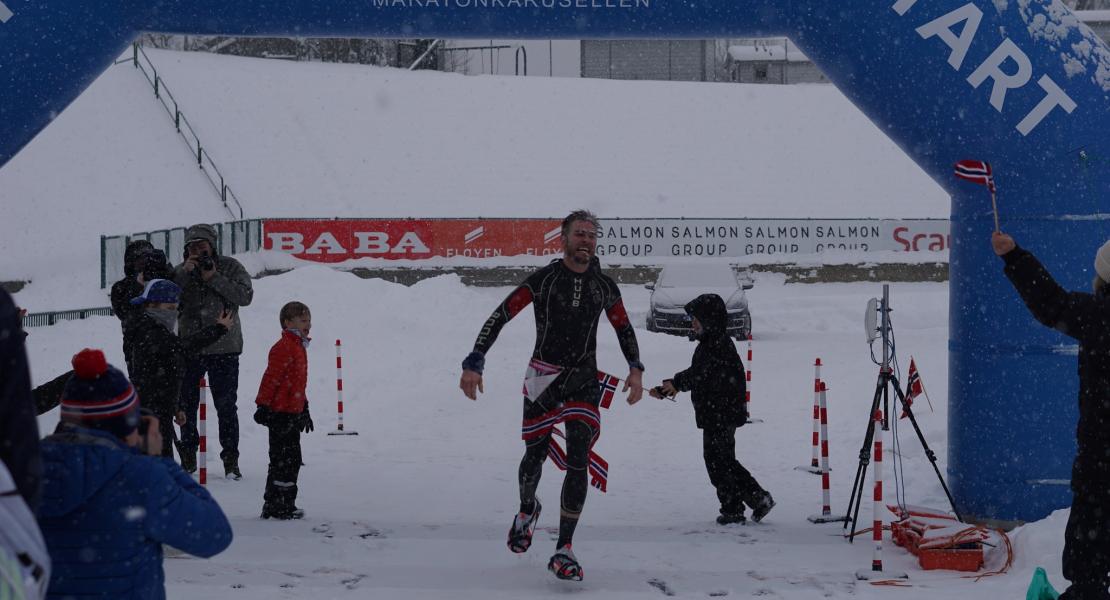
[520,364,626,493]
[548,426,609,493]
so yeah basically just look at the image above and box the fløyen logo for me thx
[0,2,13,23]
[464,226,485,245]
[543,227,561,245]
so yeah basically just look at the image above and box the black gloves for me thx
[254,405,312,433]
[253,405,272,426]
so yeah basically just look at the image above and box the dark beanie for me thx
[60,349,141,439]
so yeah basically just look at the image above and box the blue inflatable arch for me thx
[3,1,1109,522]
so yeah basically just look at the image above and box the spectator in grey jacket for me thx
[173,223,253,479]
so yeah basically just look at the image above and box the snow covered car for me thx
[645,264,753,340]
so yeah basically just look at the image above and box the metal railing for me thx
[22,307,114,328]
[100,219,264,288]
[130,42,245,220]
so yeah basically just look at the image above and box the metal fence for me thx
[100,219,263,288]
[22,307,114,328]
[129,42,245,220]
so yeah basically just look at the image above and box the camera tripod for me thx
[843,286,962,543]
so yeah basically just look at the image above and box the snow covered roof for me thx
[727,44,810,62]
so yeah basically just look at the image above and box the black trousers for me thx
[702,427,765,515]
[179,353,241,462]
[151,407,177,459]
[264,414,303,510]
[1061,480,1110,600]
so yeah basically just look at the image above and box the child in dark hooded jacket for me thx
[650,293,774,525]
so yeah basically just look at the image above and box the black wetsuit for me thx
[469,257,641,547]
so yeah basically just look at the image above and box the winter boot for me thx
[750,492,776,523]
[180,452,197,474]
[223,456,242,480]
[261,504,305,520]
[507,499,542,553]
[548,544,583,581]
[716,511,747,525]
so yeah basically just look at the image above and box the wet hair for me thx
[561,209,601,239]
[279,301,311,325]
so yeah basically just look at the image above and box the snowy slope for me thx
[26,268,1064,599]
[0,59,226,283]
[0,48,948,290]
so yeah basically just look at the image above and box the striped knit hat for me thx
[60,349,140,438]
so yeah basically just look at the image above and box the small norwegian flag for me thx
[901,358,924,419]
[597,371,620,409]
[954,160,996,193]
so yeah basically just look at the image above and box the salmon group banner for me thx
[262,218,950,262]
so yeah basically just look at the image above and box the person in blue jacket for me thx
[37,348,233,600]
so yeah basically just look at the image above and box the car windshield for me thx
[658,264,737,288]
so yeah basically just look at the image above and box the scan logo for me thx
[0,2,11,23]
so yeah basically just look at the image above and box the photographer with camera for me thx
[37,349,232,599]
[173,224,253,479]
[111,240,173,375]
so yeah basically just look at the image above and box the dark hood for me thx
[123,240,154,278]
[684,293,728,339]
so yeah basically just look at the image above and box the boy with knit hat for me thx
[127,279,231,461]
[37,349,232,599]
[993,232,1110,600]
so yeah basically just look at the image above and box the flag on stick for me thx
[954,159,999,231]
[596,371,620,409]
[901,357,934,418]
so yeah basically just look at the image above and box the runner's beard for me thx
[570,246,592,265]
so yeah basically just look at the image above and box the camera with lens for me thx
[197,254,215,272]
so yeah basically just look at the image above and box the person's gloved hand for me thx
[300,410,314,434]
[253,405,272,426]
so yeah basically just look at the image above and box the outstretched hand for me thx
[624,369,644,405]
[460,369,484,401]
[992,231,1015,256]
[648,381,678,400]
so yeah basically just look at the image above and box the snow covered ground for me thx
[26,266,1068,598]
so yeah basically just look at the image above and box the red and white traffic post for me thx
[855,408,907,581]
[808,382,847,524]
[745,334,753,410]
[328,339,359,436]
[745,334,763,423]
[198,376,208,486]
[797,358,824,474]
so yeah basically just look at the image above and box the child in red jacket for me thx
[254,301,313,520]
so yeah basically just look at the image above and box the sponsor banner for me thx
[262,219,563,262]
[263,218,950,262]
[595,219,949,258]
